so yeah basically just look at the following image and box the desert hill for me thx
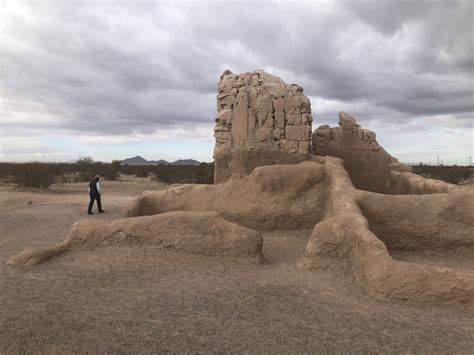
[122,156,200,165]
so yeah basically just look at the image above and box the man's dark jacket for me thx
[89,178,100,197]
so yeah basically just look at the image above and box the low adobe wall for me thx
[388,170,461,194]
[7,211,264,266]
[302,156,474,303]
[356,190,474,251]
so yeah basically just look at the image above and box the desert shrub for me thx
[135,171,149,183]
[54,174,67,184]
[151,163,214,184]
[11,163,57,188]
[70,172,91,183]
[0,160,214,187]
[100,160,121,181]
[136,172,150,179]
[75,156,96,176]
[132,165,150,179]
[0,163,14,181]
[77,156,94,165]
[119,164,135,176]
[412,165,473,184]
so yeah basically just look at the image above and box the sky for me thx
[1,0,473,165]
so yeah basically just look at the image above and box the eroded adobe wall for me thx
[214,70,313,183]
[388,170,460,194]
[125,161,328,231]
[312,112,411,193]
[7,211,264,265]
[303,156,474,303]
[355,190,474,251]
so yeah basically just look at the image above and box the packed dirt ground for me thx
[1,177,473,353]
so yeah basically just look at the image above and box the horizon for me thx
[1,154,472,167]
[1,1,473,165]
[0,155,211,164]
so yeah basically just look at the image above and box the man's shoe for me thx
[88,212,93,215]
[99,210,105,213]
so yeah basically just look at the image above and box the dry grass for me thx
[0,177,473,353]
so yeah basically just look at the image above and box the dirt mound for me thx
[7,211,264,266]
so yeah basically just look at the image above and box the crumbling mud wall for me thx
[302,157,474,303]
[312,112,411,193]
[123,153,474,303]
[7,211,264,266]
[356,190,474,251]
[388,170,461,194]
[214,70,313,183]
[125,161,327,231]
[311,112,458,195]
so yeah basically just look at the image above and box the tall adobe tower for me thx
[213,70,313,183]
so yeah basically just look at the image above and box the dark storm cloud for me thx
[1,0,473,138]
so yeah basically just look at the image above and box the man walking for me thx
[88,174,105,215]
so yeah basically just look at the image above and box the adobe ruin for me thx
[8,70,474,304]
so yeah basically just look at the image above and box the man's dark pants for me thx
[88,194,102,213]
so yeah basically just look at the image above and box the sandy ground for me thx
[1,177,473,353]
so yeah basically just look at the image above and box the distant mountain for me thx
[122,156,148,165]
[121,156,201,165]
[170,159,201,165]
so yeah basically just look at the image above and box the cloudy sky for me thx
[1,0,473,164]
